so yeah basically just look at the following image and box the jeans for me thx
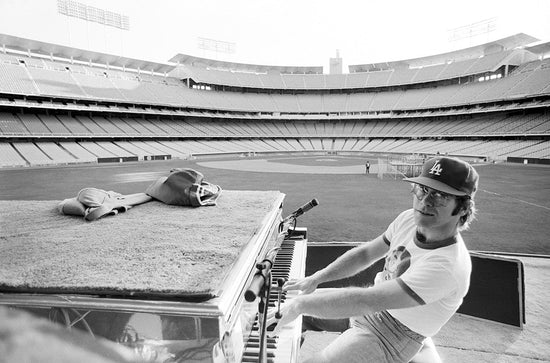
[302,311,425,363]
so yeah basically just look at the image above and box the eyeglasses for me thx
[411,184,455,207]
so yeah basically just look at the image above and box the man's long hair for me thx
[453,196,476,231]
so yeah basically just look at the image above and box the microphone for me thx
[245,247,279,302]
[290,198,319,219]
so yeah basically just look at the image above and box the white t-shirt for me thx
[373,209,472,337]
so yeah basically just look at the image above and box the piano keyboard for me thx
[241,236,307,363]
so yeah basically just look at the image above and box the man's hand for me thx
[266,298,302,337]
[264,275,318,337]
[284,275,320,295]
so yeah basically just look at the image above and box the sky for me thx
[1,0,550,72]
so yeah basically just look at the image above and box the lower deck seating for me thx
[1,138,548,167]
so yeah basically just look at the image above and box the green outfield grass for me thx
[1,157,549,255]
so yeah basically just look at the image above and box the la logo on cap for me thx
[429,161,443,176]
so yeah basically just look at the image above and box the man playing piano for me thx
[270,156,478,363]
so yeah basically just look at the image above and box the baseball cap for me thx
[403,157,479,197]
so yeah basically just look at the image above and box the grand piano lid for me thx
[0,190,285,303]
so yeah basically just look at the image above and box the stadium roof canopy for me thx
[349,33,540,73]
[169,53,323,75]
[526,41,550,57]
[0,33,175,74]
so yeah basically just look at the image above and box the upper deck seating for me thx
[260,73,286,88]
[346,93,375,112]
[475,73,530,103]
[297,94,324,113]
[215,121,245,136]
[365,70,392,87]
[75,116,109,135]
[234,72,262,88]
[92,116,127,135]
[505,61,550,97]
[304,74,325,89]
[420,84,461,109]
[283,122,303,136]
[387,67,416,85]
[261,121,286,136]
[269,122,292,136]
[345,72,368,88]
[410,63,446,83]
[71,71,125,101]
[143,82,191,106]
[0,62,39,95]
[270,94,301,113]
[107,117,139,136]
[0,112,28,135]
[25,64,87,98]
[324,74,346,89]
[0,53,19,64]
[466,50,513,75]
[19,113,51,135]
[120,117,153,135]
[525,115,550,134]
[445,80,493,106]
[187,67,234,87]
[1,54,548,115]
[109,75,158,104]
[369,91,402,111]
[139,117,169,135]
[57,115,91,135]
[252,121,276,136]
[322,93,348,113]
[243,92,278,112]
[281,74,307,89]
[394,87,432,110]
[436,58,477,79]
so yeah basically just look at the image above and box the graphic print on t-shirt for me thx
[382,245,411,280]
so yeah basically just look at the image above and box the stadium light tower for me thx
[57,0,130,30]
[448,17,497,46]
[57,0,129,57]
[197,37,236,60]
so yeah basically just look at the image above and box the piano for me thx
[241,230,308,363]
[0,191,308,363]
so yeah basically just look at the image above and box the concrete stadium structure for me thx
[0,32,549,168]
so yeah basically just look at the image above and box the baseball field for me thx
[1,155,549,255]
